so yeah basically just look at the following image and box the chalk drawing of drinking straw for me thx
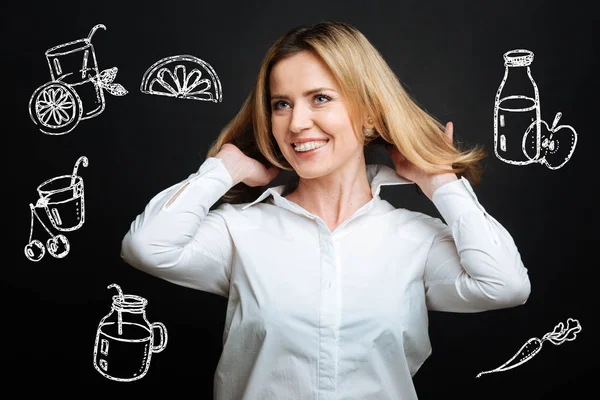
[476,317,582,378]
[24,156,88,262]
[493,49,577,169]
[140,55,222,102]
[28,24,127,136]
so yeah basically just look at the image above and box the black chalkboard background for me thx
[3,0,597,398]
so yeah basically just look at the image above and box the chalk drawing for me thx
[28,24,127,135]
[476,317,581,378]
[140,55,222,102]
[24,156,88,261]
[493,49,577,169]
[93,283,168,382]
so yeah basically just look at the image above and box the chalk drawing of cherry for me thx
[24,203,70,261]
[47,234,70,258]
[24,239,45,262]
[523,112,577,170]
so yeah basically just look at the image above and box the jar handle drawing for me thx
[150,322,167,354]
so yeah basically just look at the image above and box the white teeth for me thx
[293,140,328,152]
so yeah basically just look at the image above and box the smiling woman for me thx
[121,20,531,400]
[269,51,361,182]
[204,21,486,205]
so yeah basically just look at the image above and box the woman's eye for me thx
[272,94,330,110]
[314,94,331,104]
[273,101,289,110]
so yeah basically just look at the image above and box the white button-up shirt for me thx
[121,156,530,400]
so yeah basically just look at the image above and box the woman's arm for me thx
[121,157,236,298]
[423,177,531,312]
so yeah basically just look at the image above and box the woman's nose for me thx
[289,106,313,133]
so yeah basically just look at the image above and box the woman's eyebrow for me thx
[271,87,336,101]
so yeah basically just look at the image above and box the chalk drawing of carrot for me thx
[476,317,581,378]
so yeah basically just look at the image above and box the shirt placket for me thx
[316,219,339,399]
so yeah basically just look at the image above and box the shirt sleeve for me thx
[424,177,531,312]
[121,157,234,298]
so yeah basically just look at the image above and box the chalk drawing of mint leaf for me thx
[102,83,128,96]
[91,67,128,96]
[475,317,582,378]
[98,67,118,84]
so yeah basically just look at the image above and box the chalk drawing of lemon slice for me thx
[140,55,222,102]
[29,80,83,135]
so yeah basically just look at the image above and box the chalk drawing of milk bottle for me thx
[93,284,167,382]
[494,49,541,165]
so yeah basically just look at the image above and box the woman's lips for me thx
[291,139,329,158]
[291,139,329,148]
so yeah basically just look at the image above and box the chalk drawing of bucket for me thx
[35,156,88,232]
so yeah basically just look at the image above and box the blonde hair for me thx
[206,20,486,204]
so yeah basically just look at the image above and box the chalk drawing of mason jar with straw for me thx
[24,156,88,262]
[28,24,127,136]
[94,284,168,382]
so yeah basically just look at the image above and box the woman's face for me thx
[269,50,364,179]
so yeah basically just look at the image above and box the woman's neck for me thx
[284,163,373,230]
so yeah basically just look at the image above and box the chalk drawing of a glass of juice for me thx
[28,24,127,136]
[494,49,541,165]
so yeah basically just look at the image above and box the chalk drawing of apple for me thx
[523,112,577,170]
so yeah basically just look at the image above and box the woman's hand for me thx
[216,143,280,187]
[385,121,458,200]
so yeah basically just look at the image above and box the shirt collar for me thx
[241,164,413,211]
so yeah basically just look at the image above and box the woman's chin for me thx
[292,163,333,180]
